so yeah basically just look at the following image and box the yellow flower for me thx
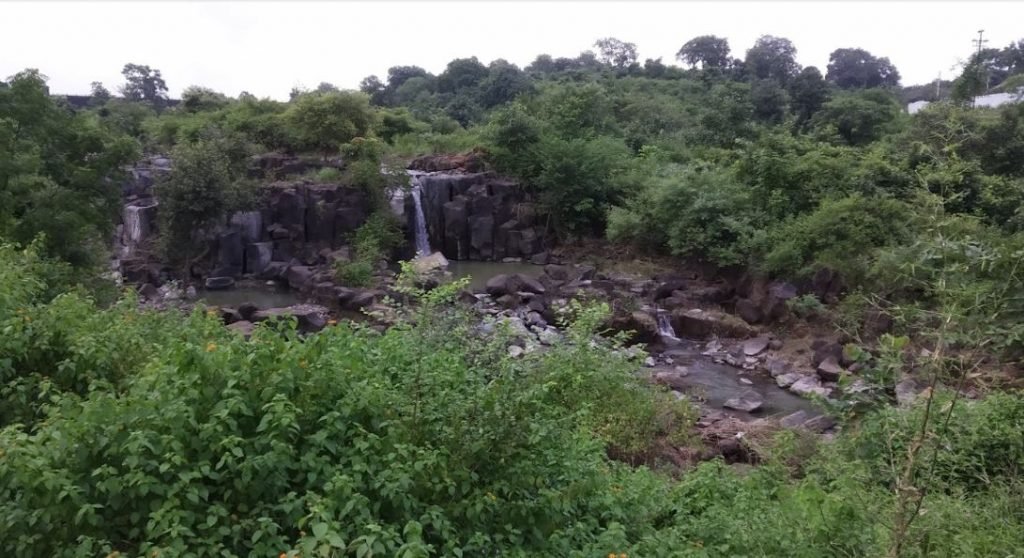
[299,359,308,369]
[620,554,628,558]
[608,554,616,558]
[206,342,217,352]
[279,553,287,558]
[207,309,217,317]
[327,319,338,326]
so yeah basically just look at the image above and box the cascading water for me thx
[408,172,432,256]
[656,307,679,341]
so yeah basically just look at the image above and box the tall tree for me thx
[593,37,639,69]
[788,66,830,127]
[0,69,137,267]
[119,63,168,107]
[358,75,387,105]
[677,35,732,70]
[437,57,489,94]
[89,81,111,105]
[826,48,901,89]
[744,35,800,84]
[478,59,532,108]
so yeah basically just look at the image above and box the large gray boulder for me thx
[286,265,315,291]
[252,304,329,333]
[485,273,545,297]
[724,390,764,413]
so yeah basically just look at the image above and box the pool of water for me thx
[447,260,544,292]
[197,282,302,309]
[655,343,822,420]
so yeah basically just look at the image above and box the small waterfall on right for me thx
[408,172,432,256]
[656,307,679,341]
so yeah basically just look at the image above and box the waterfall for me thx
[656,307,679,341]
[408,172,432,256]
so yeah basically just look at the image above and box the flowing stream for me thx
[655,307,679,341]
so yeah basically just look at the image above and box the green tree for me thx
[180,85,230,113]
[0,69,137,268]
[155,138,237,270]
[788,66,831,128]
[676,35,732,70]
[119,63,168,107]
[594,37,639,69]
[284,91,373,155]
[745,35,801,84]
[478,59,532,108]
[826,47,901,89]
[89,81,111,105]
[812,89,902,146]
[437,57,489,94]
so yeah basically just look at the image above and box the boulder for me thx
[895,377,921,406]
[671,308,755,339]
[286,265,314,291]
[345,289,385,311]
[220,307,242,324]
[652,370,690,391]
[226,320,255,338]
[137,283,159,301]
[252,304,329,333]
[789,376,831,398]
[763,281,797,322]
[237,302,259,321]
[724,390,764,413]
[205,276,235,290]
[766,358,792,378]
[529,251,550,265]
[411,251,449,275]
[735,298,762,324]
[608,310,660,345]
[811,339,843,368]
[775,372,801,388]
[816,356,844,382]
[742,336,770,356]
[653,279,687,301]
[485,274,519,297]
[260,261,289,280]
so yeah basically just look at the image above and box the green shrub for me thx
[608,164,762,266]
[761,194,913,284]
[333,213,404,287]
[313,166,344,183]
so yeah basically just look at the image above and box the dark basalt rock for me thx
[204,276,235,290]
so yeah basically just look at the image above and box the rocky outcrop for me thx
[405,171,547,262]
[408,151,486,173]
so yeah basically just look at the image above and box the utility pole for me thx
[973,29,990,98]
[935,71,942,99]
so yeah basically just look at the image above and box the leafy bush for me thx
[761,194,913,284]
[608,164,762,266]
[333,213,404,287]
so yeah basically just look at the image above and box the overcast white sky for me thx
[3,1,1022,100]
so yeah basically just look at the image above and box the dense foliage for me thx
[2,30,1024,556]
[1,243,1023,556]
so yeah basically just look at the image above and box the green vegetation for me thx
[2,29,1024,557]
[2,241,1023,556]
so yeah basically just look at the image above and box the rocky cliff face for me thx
[405,171,547,262]
[116,154,371,283]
